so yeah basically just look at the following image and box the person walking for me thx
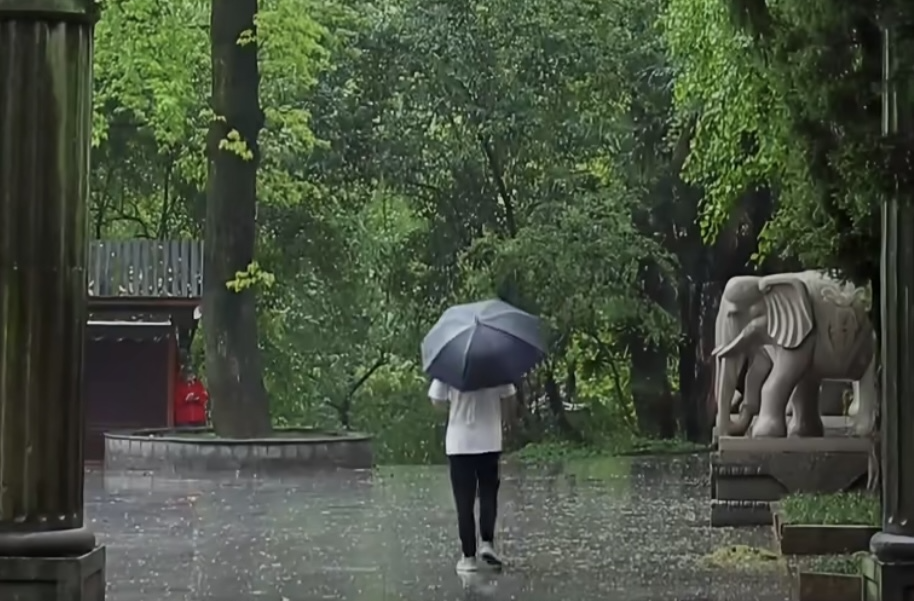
[429,378,516,573]
[420,299,544,573]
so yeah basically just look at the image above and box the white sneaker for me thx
[479,542,504,569]
[456,556,478,573]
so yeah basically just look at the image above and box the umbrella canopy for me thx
[421,299,547,391]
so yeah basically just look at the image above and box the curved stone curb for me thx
[104,427,373,473]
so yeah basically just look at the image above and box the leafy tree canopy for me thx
[664,0,882,281]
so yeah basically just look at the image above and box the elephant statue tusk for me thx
[730,390,744,411]
[713,315,767,358]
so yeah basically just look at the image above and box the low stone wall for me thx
[104,428,373,474]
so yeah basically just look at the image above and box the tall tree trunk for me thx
[543,368,582,442]
[626,333,676,438]
[203,0,271,437]
[678,277,705,441]
[625,259,677,438]
[699,280,722,425]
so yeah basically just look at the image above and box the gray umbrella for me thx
[421,299,546,391]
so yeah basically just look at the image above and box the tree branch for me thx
[333,353,389,430]
[346,353,388,401]
[586,331,638,432]
[477,133,517,238]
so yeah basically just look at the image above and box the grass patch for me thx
[510,435,708,464]
[511,441,606,463]
[621,436,709,455]
[805,553,867,575]
[699,545,784,571]
[779,492,879,526]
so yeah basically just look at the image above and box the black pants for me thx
[448,451,500,558]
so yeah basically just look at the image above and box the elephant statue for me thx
[713,271,875,438]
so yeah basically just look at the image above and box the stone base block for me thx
[710,499,771,527]
[0,546,105,601]
[710,436,869,527]
[861,555,914,601]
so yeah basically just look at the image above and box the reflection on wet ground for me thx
[88,454,790,601]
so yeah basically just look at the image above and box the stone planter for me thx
[797,571,861,601]
[773,507,878,555]
[104,427,373,474]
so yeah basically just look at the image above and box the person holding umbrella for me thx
[422,299,547,573]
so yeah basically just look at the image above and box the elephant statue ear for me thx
[758,274,816,349]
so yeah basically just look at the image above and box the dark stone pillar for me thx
[865,15,914,601]
[0,0,105,598]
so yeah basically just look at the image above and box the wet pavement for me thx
[87,454,792,601]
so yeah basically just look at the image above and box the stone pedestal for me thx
[861,542,914,601]
[0,0,104,597]
[0,547,105,601]
[710,435,868,526]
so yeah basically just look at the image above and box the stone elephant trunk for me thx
[713,304,766,437]
[711,356,753,436]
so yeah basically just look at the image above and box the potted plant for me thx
[773,492,879,555]
[795,553,865,601]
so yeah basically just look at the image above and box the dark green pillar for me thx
[864,13,914,601]
[0,0,104,598]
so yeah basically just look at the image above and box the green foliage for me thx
[663,0,882,276]
[779,492,880,526]
[226,261,276,292]
[663,0,779,242]
[91,0,708,461]
[351,365,447,465]
[219,129,254,161]
[92,0,331,239]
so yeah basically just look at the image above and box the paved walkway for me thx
[88,455,790,601]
